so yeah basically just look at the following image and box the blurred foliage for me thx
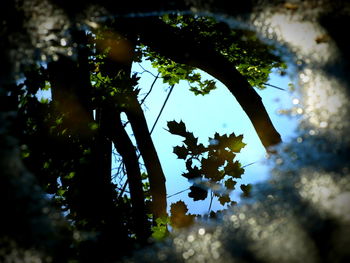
[151,216,170,240]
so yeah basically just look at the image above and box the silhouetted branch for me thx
[264,83,286,91]
[150,84,175,134]
[135,18,282,150]
[140,72,160,105]
[125,92,167,219]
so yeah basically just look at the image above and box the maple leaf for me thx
[173,145,188,159]
[188,185,207,201]
[224,160,244,178]
[167,120,187,137]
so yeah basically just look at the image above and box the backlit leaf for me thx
[173,145,188,159]
[167,120,187,137]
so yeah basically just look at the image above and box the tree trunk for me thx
[47,31,131,261]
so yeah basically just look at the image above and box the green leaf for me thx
[155,216,169,226]
[65,172,75,180]
[227,134,246,153]
[40,98,49,104]
[55,117,63,125]
[89,122,99,131]
[21,151,30,159]
[57,189,66,197]
[43,161,49,169]
[151,216,169,240]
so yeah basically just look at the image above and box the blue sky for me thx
[130,60,299,215]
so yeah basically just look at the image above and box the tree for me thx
[1,5,286,262]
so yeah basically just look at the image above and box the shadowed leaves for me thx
[167,120,246,206]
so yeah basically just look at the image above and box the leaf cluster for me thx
[144,48,217,95]
[161,14,287,89]
[167,120,246,206]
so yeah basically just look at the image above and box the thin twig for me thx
[122,72,160,128]
[138,63,159,78]
[140,72,160,105]
[167,187,190,198]
[264,83,286,91]
[118,179,129,198]
[150,84,175,134]
[242,161,258,168]
[208,190,214,213]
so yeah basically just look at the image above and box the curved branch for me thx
[96,30,167,220]
[135,18,282,150]
[124,92,167,219]
[103,106,149,242]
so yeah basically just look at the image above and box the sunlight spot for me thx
[292,98,299,105]
[230,215,237,222]
[198,228,206,235]
[60,38,67,46]
[300,73,310,83]
[298,171,350,223]
[187,235,195,242]
[238,213,246,220]
[182,248,195,259]
[275,158,283,165]
[85,21,99,29]
[319,121,328,128]
[296,107,303,114]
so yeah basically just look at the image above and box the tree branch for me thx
[150,84,175,134]
[105,106,149,242]
[124,91,168,219]
[96,29,168,220]
[135,18,282,150]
